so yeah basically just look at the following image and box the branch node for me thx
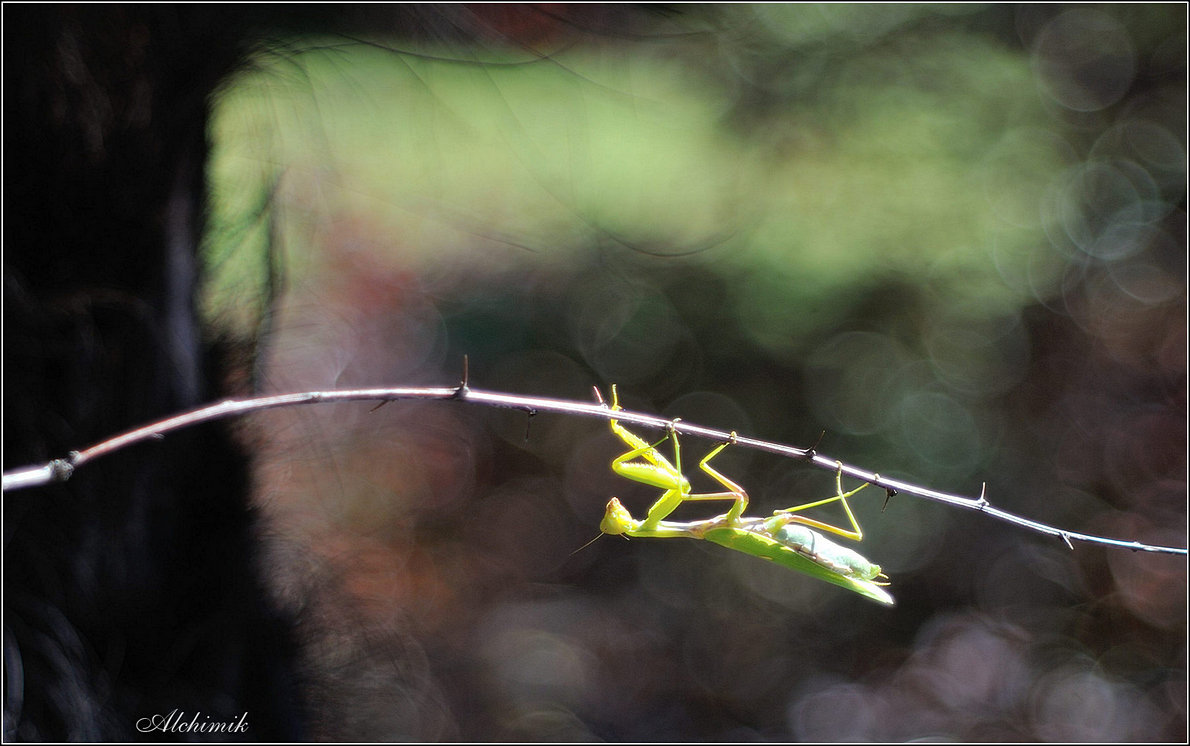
[49,458,75,483]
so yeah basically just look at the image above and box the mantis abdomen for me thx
[766,521,883,582]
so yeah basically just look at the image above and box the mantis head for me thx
[600,497,639,535]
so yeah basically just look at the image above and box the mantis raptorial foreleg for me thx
[602,385,747,530]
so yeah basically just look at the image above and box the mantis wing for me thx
[703,526,895,607]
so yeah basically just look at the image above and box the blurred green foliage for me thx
[203,4,1185,741]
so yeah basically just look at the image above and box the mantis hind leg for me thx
[772,461,873,542]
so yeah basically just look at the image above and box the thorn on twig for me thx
[806,429,826,460]
[593,386,607,407]
[524,409,537,442]
[866,473,892,510]
[975,482,990,510]
[1060,532,1074,551]
[369,400,390,412]
[453,354,471,399]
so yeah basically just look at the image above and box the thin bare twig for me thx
[3,383,1185,556]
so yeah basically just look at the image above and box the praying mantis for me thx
[597,386,894,606]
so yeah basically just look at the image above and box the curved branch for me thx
[3,383,1186,556]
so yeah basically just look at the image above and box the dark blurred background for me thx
[157,3,1189,740]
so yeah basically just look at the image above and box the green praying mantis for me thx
[597,386,894,606]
